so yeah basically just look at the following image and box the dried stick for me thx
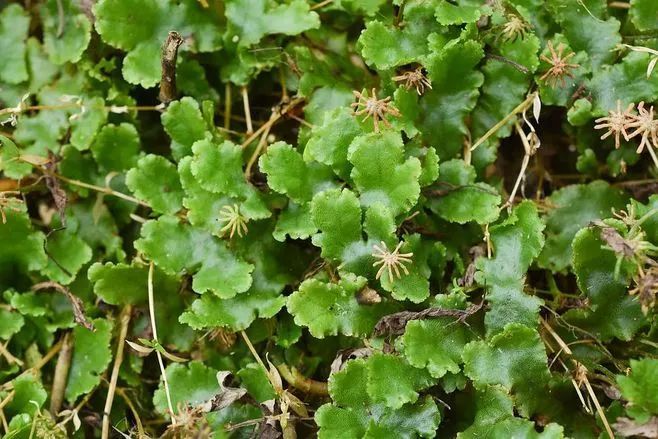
[373,300,484,336]
[101,305,132,439]
[49,332,73,415]
[158,31,184,104]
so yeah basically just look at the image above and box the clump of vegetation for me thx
[1,0,658,437]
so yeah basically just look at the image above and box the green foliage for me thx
[617,358,658,421]
[65,319,113,402]
[288,274,396,338]
[2,1,658,437]
[316,357,440,438]
[463,324,551,417]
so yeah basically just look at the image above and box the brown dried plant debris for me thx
[539,41,579,87]
[393,67,432,95]
[351,88,401,132]
[630,265,658,314]
[373,300,484,336]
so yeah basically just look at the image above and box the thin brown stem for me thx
[101,305,132,439]
[540,318,613,439]
[647,145,658,170]
[609,1,630,8]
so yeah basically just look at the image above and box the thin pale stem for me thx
[50,172,148,207]
[49,332,73,414]
[583,375,614,439]
[242,86,253,134]
[310,0,334,10]
[101,305,132,439]
[471,92,537,152]
[0,340,23,366]
[0,103,78,116]
[240,331,267,372]
[3,339,64,389]
[505,122,533,210]
[279,68,288,101]
[540,318,613,439]
[244,115,274,179]
[0,391,14,411]
[609,1,630,9]
[647,144,658,170]
[276,364,328,395]
[225,83,232,131]
[0,103,164,117]
[115,388,145,438]
[241,97,304,149]
[149,262,176,424]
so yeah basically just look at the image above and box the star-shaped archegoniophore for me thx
[351,88,401,132]
[626,101,658,154]
[393,67,432,95]
[218,204,249,238]
[594,100,636,149]
[539,41,579,87]
[372,241,413,282]
[501,14,532,42]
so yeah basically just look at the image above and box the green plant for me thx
[1,0,658,437]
